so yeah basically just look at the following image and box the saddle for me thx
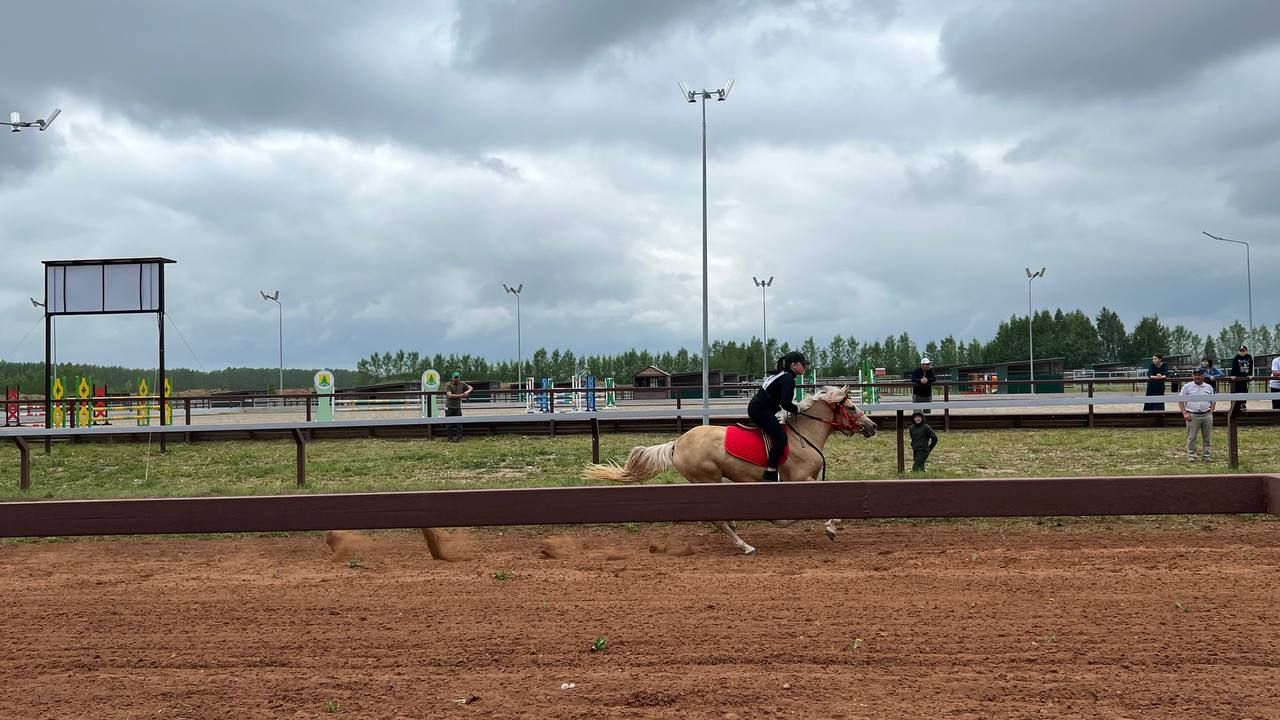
[724,425,791,468]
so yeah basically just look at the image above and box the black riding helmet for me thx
[779,351,808,370]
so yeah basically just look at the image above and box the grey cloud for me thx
[1002,129,1075,164]
[476,156,521,178]
[940,1,1280,101]
[452,0,694,73]
[0,1,422,140]
[1223,160,1280,217]
[450,0,904,75]
[903,152,985,204]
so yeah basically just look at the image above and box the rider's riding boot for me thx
[761,468,780,482]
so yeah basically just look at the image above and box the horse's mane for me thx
[796,385,849,412]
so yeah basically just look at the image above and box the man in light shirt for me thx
[1271,355,1280,410]
[1178,368,1216,463]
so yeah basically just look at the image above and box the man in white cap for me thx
[910,357,936,413]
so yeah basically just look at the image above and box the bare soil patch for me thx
[2,519,1278,719]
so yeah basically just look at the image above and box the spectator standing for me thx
[1143,353,1169,412]
[1200,356,1225,390]
[1178,368,1216,462]
[910,357,936,414]
[1229,344,1253,414]
[444,371,473,443]
[909,410,938,472]
[1270,354,1280,409]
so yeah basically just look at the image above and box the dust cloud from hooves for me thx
[420,528,475,562]
[323,530,371,562]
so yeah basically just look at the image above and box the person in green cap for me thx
[444,371,473,443]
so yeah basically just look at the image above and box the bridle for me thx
[785,393,869,482]
[795,396,867,437]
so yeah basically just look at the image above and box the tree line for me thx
[1,308,1274,393]
[354,307,1274,383]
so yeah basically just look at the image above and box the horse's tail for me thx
[582,441,676,484]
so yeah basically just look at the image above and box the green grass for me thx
[0,427,1276,502]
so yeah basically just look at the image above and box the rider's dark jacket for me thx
[750,370,799,417]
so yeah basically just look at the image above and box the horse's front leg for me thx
[712,520,756,555]
[824,518,842,541]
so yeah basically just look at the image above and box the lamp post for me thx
[1025,267,1045,394]
[680,79,734,424]
[1202,231,1252,349]
[502,283,523,383]
[259,291,283,395]
[30,298,54,380]
[753,276,773,378]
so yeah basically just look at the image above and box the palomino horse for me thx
[582,385,877,554]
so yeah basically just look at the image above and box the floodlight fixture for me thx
[3,108,61,132]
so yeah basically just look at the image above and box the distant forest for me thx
[1,308,1273,393]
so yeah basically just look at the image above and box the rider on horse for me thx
[749,350,808,482]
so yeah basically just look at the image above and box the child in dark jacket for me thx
[909,410,938,472]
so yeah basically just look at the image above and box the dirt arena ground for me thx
[3,519,1279,720]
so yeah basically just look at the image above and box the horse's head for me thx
[805,386,877,438]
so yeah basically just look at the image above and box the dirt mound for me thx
[420,528,475,562]
[323,530,371,562]
[648,537,697,557]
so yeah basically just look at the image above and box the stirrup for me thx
[761,468,780,482]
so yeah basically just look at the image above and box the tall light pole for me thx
[680,79,734,424]
[753,276,773,378]
[1025,267,1045,394]
[503,283,523,382]
[30,298,54,380]
[1203,231,1252,349]
[259,291,283,394]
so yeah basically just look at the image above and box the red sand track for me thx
[3,519,1279,719]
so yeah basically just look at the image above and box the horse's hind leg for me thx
[712,520,756,555]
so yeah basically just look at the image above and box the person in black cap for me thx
[909,410,938,472]
[443,371,473,443]
[1229,344,1253,414]
[748,350,807,482]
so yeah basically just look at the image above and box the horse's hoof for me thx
[743,546,757,556]
[825,529,836,542]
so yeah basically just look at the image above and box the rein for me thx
[786,398,865,482]
[784,418,827,481]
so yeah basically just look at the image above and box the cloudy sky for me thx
[2,0,1278,373]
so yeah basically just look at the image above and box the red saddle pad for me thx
[724,425,791,468]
